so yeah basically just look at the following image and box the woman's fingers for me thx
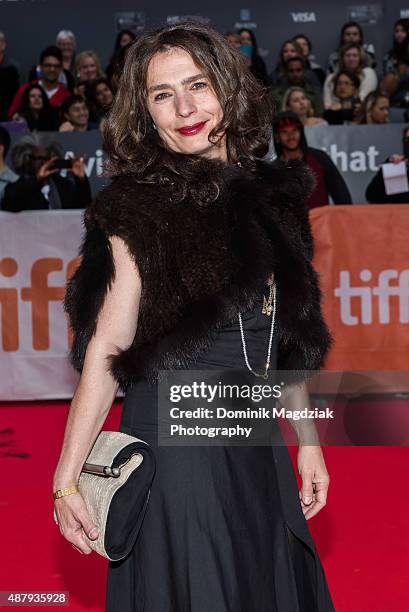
[300,477,329,520]
[300,469,315,505]
[297,445,330,519]
[54,494,99,554]
[74,507,99,540]
[64,522,93,554]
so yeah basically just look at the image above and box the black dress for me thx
[106,292,335,611]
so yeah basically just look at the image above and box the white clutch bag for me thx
[54,431,156,561]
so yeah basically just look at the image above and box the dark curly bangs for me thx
[102,21,273,179]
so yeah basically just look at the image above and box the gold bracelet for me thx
[53,484,80,500]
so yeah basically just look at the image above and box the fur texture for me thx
[64,155,331,389]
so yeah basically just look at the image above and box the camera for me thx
[51,159,73,170]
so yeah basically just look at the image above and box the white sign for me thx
[381,162,409,195]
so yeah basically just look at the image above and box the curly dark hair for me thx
[102,21,273,179]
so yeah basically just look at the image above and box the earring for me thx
[152,122,157,131]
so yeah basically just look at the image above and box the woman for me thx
[354,91,390,124]
[53,21,334,611]
[11,83,59,131]
[107,41,133,93]
[225,30,241,51]
[292,34,326,86]
[238,27,270,85]
[381,32,409,100]
[323,70,361,124]
[106,29,136,85]
[86,77,114,123]
[271,39,322,91]
[56,29,77,73]
[75,50,105,84]
[383,18,409,76]
[328,20,376,73]
[282,86,327,125]
[270,39,303,84]
[324,43,378,108]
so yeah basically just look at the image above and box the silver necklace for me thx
[238,281,277,380]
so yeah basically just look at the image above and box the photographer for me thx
[1,137,91,211]
[366,126,409,203]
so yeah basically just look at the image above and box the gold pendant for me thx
[262,295,273,316]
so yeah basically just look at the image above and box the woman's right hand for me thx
[54,491,100,555]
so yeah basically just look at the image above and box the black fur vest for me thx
[64,154,332,389]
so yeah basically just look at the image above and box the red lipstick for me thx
[177,121,207,136]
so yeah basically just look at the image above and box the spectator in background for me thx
[383,19,409,78]
[8,46,70,119]
[292,33,326,86]
[269,39,303,85]
[0,31,20,121]
[86,78,114,124]
[272,111,352,208]
[238,28,270,86]
[328,21,376,73]
[29,42,75,92]
[75,51,105,85]
[0,126,18,204]
[366,126,409,203]
[106,29,136,85]
[11,83,59,131]
[271,56,323,116]
[56,30,77,74]
[281,86,327,125]
[381,47,409,106]
[59,95,97,132]
[324,43,378,108]
[354,91,390,124]
[323,70,361,124]
[2,136,91,211]
[108,42,132,93]
[74,79,89,98]
[225,31,241,52]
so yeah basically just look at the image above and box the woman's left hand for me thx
[297,445,330,520]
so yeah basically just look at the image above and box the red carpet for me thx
[1,401,408,611]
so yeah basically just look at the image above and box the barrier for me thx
[0,211,82,399]
[0,205,408,400]
[304,123,409,203]
[311,204,409,372]
[3,124,409,203]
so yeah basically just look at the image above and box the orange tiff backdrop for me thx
[310,204,409,371]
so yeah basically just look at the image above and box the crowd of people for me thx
[1,33,119,130]
[1,19,409,210]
